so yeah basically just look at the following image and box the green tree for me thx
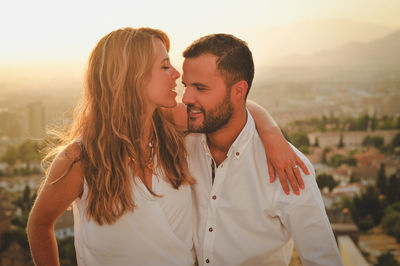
[382,202,400,243]
[316,174,338,191]
[370,113,378,131]
[321,147,330,164]
[1,146,18,168]
[350,186,384,231]
[376,164,387,195]
[348,113,369,131]
[337,134,344,148]
[386,174,400,205]
[313,137,319,147]
[328,154,357,167]
[0,185,36,254]
[18,140,41,170]
[392,133,400,147]
[58,237,77,266]
[396,117,400,129]
[375,251,400,266]
[287,132,310,154]
[362,136,384,148]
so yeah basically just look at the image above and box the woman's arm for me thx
[27,143,84,266]
[247,100,309,195]
[164,101,309,195]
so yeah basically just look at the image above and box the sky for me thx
[1,0,400,72]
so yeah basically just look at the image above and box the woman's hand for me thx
[247,100,309,195]
[260,126,309,195]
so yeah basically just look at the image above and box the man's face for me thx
[182,54,233,133]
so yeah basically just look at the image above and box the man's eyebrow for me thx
[192,82,208,88]
[182,81,208,88]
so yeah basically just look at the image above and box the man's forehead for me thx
[183,55,219,78]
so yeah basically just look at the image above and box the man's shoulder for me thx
[289,143,314,174]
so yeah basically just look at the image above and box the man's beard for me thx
[187,93,233,134]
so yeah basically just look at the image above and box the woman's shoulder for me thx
[46,141,84,185]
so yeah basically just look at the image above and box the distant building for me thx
[17,101,45,139]
[354,147,385,167]
[351,165,379,186]
[55,211,74,240]
[0,175,41,193]
[308,130,400,149]
[0,101,45,143]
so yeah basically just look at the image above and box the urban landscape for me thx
[1,2,400,265]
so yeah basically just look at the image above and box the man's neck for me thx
[206,109,247,166]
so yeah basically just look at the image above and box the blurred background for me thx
[1,0,399,265]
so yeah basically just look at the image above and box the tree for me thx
[392,133,400,147]
[376,164,387,195]
[348,113,369,131]
[0,185,36,255]
[58,237,77,266]
[287,132,310,154]
[328,154,357,167]
[396,117,400,129]
[337,134,344,148]
[316,174,338,191]
[362,136,384,148]
[370,113,378,131]
[321,147,330,164]
[313,137,319,147]
[1,146,18,168]
[18,140,41,170]
[382,202,400,243]
[375,251,400,266]
[386,174,400,205]
[350,186,384,231]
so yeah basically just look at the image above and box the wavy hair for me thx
[43,27,194,225]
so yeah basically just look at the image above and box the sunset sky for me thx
[1,0,400,71]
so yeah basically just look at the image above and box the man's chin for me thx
[188,123,205,133]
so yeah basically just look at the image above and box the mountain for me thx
[276,29,400,67]
[249,19,395,65]
[255,29,400,84]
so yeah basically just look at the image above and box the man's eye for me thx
[196,87,205,91]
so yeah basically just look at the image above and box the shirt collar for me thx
[199,109,256,160]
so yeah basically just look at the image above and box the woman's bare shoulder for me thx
[46,142,84,185]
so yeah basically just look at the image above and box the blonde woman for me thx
[27,27,307,266]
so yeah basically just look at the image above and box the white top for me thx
[72,168,195,266]
[186,112,343,266]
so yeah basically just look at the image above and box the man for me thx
[181,34,343,266]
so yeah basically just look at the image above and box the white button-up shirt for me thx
[186,112,343,266]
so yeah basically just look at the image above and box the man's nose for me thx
[182,87,194,105]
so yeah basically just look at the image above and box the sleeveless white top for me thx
[72,169,195,266]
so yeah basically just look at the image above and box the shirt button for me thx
[206,259,210,263]
[209,227,213,232]
[236,152,240,156]
[212,195,217,200]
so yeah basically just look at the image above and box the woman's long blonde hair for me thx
[44,27,194,225]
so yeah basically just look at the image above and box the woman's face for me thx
[144,38,180,110]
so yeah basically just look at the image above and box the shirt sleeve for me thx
[274,150,344,266]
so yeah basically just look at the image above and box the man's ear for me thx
[230,80,248,103]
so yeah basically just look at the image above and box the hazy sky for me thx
[1,0,400,70]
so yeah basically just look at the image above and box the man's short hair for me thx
[183,34,254,99]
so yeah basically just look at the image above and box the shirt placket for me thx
[202,157,228,266]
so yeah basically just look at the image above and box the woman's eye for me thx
[162,66,170,70]
[196,87,205,91]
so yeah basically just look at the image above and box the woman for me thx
[27,27,307,265]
